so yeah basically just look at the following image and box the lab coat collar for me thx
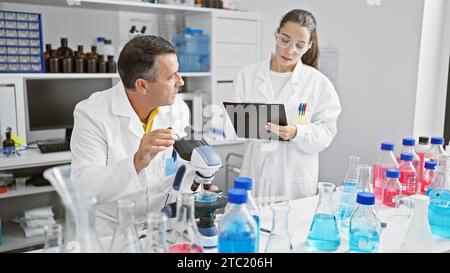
[111,82,144,139]
[256,54,306,100]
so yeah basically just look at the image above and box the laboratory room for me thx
[0,0,449,260]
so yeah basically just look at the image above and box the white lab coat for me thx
[226,56,342,201]
[70,81,190,236]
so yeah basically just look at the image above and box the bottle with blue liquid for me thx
[349,192,381,253]
[218,188,257,253]
[427,156,450,238]
[234,177,260,252]
[307,182,341,252]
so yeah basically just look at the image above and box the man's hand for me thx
[134,129,178,173]
[266,123,298,141]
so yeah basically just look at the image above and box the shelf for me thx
[0,149,71,171]
[0,185,55,200]
[7,0,216,15]
[0,72,210,81]
[0,219,64,253]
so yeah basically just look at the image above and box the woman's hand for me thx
[266,122,298,140]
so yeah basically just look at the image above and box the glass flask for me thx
[43,224,63,253]
[349,192,381,253]
[218,188,257,253]
[427,156,450,238]
[234,177,260,252]
[340,164,373,239]
[337,156,359,221]
[168,193,204,253]
[109,200,143,253]
[144,212,168,253]
[264,201,292,253]
[307,182,340,252]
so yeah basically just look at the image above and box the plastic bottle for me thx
[382,169,402,207]
[109,200,144,253]
[218,188,257,253]
[422,161,437,194]
[399,153,417,196]
[234,177,260,252]
[373,142,399,199]
[307,182,340,252]
[425,137,446,164]
[403,195,433,252]
[95,37,105,56]
[349,192,381,253]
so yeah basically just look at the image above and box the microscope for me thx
[161,127,227,248]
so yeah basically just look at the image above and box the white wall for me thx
[413,0,450,139]
[237,0,425,184]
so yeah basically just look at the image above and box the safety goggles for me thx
[275,33,311,54]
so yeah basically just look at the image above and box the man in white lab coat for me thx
[70,36,190,235]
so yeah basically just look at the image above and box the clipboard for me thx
[223,101,289,141]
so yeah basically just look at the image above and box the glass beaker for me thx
[307,182,340,252]
[264,201,292,253]
[144,212,169,253]
[43,224,63,253]
[168,193,204,253]
[109,200,144,253]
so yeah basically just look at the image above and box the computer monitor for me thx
[25,78,115,143]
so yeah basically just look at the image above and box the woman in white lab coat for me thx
[229,9,342,201]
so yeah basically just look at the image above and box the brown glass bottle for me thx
[55,38,73,58]
[75,45,86,73]
[107,55,117,73]
[44,44,52,73]
[62,51,73,73]
[87,46,98,73]
[98,55,107,73]
[2,128,15,149]
[49,50,60,73]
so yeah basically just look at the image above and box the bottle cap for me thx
[424,161,437,170]
[402,138,415,146]
[431,137,444,145]
[234,177,253,191]
[400,153,414,161]
[381,142,394,151]
[386,169,400,178]
[97,37,105,42]
[418,136,429,145]
[356,192,375,205]
[227,188,247,204]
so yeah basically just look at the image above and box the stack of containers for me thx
[173,27,210,72]
[0,10,44,73]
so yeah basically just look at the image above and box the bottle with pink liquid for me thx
[399,153,417,196]
[422,161,437,194]
[398,138,420,170]
[382,169,402,207]
[416,137,431,194]
[373,142,399,200]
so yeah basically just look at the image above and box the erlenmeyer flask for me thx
[109,200,144,253]
[264,201,292,253]
[307,182,340,252]
[144,212,168,253]
[63,196,103,253]
[43,224,63,253]
[427,155,450,238]
[168,193,204,253]
[340,164,373,239]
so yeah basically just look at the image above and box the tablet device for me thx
[223,102,289,141]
